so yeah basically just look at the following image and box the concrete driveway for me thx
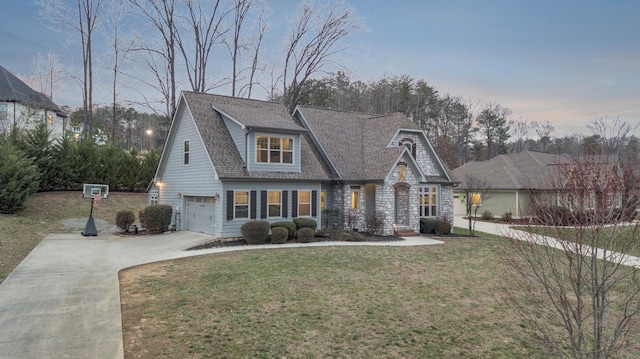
[0,231,443,359]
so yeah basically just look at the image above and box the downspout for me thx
[244,127,252,168]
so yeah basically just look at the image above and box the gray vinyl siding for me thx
[220,181,322,238]
[247,131,301,172]
[223,116,246,163]
[156,104,222,235]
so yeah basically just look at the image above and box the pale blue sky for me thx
[1,0,639,136]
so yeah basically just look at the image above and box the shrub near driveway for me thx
[120,239,574,358]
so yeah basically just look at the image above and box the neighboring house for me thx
[451,151,630,219]
[451,151,560,218]
[150,91,455,238]
[0,65,68,139]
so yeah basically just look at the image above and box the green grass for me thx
[120,238,549,358]
[511,225,640,258]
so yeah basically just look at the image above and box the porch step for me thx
[394,225,419,237]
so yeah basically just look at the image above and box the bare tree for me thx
[18,52,66,101]
[510,117,531,153]
[462,174,491,236]
[278,0,365,114]
[532,120,554,153]
[224,0,269,98]
[500,155,640,358]
[587,116,637,155]
[176,0,232,93]
[106,0,131,143]
[37,0,107,136]
[127,0,179,120]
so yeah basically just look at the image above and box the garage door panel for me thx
[186,196,216,234]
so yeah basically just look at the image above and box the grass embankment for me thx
[511,225,640,258]
[0,191,147,283]
[120,237,548,358]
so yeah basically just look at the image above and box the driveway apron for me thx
[0,232,443,358]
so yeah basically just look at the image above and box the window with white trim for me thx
[298,191,311,216]
[183,140,190,165]
[234,191,249,219]
[419,186,438,217]
[268,191,281,217]
[256,136,293,164]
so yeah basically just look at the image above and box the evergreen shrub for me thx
[240,221,270,244]
[293,218,317,231]
[116,210,136,232]
[297,227,315,243]
[270,227,288,244]
[143,205,173,234]
[270,221,296,240]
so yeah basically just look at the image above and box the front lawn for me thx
[120,238,549,358]
[511,224,640,258]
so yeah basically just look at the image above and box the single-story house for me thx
[451,151,632,219]
[0,65,68,139]
[150,91,455,238]
[451,151,560,218]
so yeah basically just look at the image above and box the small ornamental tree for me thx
[0,141,40,214]
[500,155,640,358]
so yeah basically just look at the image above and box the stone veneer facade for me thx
[328,130,454,236]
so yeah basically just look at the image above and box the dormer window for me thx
[257,136,293,164]
[399,138,416,158]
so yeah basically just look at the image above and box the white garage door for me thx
[185,196,216,234]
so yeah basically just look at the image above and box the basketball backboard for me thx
[83,184,109,199]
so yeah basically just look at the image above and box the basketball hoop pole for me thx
[81,197,98,237]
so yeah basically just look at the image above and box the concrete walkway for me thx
[454,216,640,269]
[0,231,443,359]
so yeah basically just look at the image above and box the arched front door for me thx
[395,183,411,226]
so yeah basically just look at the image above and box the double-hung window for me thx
[234,191,249,219]
[268,191,281,217]
[298,191,311,216]
[256,136,293,164]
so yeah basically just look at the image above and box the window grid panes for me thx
[256,136,293,164]
[234,191,249,219]
[419,186,438,217]
[268,191,281,217]
[183,140,190,165]
[298,191,311,216]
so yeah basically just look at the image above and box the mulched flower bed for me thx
[187,233,405,251]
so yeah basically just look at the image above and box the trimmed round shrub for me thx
[270,221,296,240]
[420,218,437,234]
[293,217,317,231]
[271,227,288,244]
[116,210,135,232]
[143,205,173,234]
[481,210,493,220]
[297,227,315,243]
[241,221,270,244]
[434,220,451,235]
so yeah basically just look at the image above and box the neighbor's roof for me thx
[296,106,451,181]
[451,151,564,190]
[181,91,332,180]
[0,65,66,116]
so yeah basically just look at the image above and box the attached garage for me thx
[185,196,216,234]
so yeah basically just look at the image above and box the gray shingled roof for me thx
[451,151,564,190]
[0,65,66,116]
[211,95,306,132]
[296,106,439,181]
[182,92,332,180]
